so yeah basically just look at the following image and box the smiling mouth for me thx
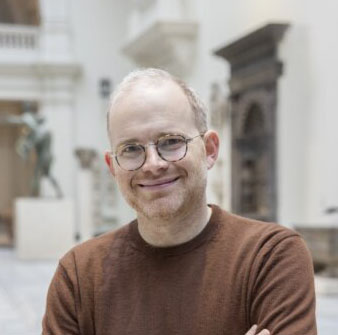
[138,177,180,189]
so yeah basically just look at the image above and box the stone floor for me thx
[0,248,57,335]
[0,247,337,335]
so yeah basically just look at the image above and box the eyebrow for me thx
[116,131,186,148]
[117,138,139,147]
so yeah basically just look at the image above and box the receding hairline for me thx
[107,68,208,143]
[110,75,181,111]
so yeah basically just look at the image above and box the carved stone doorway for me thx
[0,101,35,245]
[215,23,289,222]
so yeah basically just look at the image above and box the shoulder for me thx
[210,205,314,288]
[59,221,135,274]
[210,204,306,257]
[211,208,318,334]
[212,204,299,239]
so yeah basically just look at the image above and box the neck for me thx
[137,203,212,247]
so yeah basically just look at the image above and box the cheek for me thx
[115,171,133,191]
[185,148,207,172]
[178,159,207,180]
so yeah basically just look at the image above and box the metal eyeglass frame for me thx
[111,133,205,171]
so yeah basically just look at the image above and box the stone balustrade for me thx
[0,24,38,50]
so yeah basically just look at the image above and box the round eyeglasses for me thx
[111,134,204,171]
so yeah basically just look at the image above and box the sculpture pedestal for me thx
[15,198,75,260]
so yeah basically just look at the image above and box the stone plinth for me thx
[295,226,338,276]
[15,198,75,259]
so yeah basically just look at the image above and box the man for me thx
[42,69,317,335]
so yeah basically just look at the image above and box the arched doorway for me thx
[215,23,289,221]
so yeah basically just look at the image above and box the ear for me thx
[204,130,219,170]
[104,151,115,177]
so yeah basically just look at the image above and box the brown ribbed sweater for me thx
[42,205,317,335]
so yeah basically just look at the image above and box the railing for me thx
[0,24,39,50]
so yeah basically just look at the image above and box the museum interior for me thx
[0,0,337,333]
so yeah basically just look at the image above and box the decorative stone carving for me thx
[97,163,120,235]
[214,23,289,222]
[123,20,198,76]
[210,82,229,129]
[75,148,97,169]
[75,148,98,241]
[74,148,119,237]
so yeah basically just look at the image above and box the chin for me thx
[133,196,186,220]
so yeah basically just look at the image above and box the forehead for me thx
[109,80,197,146]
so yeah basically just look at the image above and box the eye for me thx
[159,136,185,151]
[119,144,143,158]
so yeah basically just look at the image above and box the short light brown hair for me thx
[107,68,208,141]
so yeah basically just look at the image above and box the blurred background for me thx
[0,0,337,334]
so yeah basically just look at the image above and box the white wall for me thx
[302,2,338,225]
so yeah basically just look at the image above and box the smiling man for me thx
[42,69,317,335]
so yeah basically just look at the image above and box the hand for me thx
[245,324,270,335]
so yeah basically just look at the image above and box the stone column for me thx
[75,148,97,242]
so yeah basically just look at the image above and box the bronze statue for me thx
[0,102,62,198]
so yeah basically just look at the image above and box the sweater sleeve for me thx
[42,257,80,335]
[249,234,317,335]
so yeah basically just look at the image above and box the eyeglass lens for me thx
[116,135,187,170]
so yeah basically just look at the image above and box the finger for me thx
[245,324,258,335]
[257,329,270,335]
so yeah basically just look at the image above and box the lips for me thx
[138,177,180,188]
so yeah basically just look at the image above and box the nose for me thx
[141,144,169,173]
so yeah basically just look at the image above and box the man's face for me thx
[106,80,218,220]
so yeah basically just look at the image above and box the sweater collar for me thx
[128,204,222,257]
